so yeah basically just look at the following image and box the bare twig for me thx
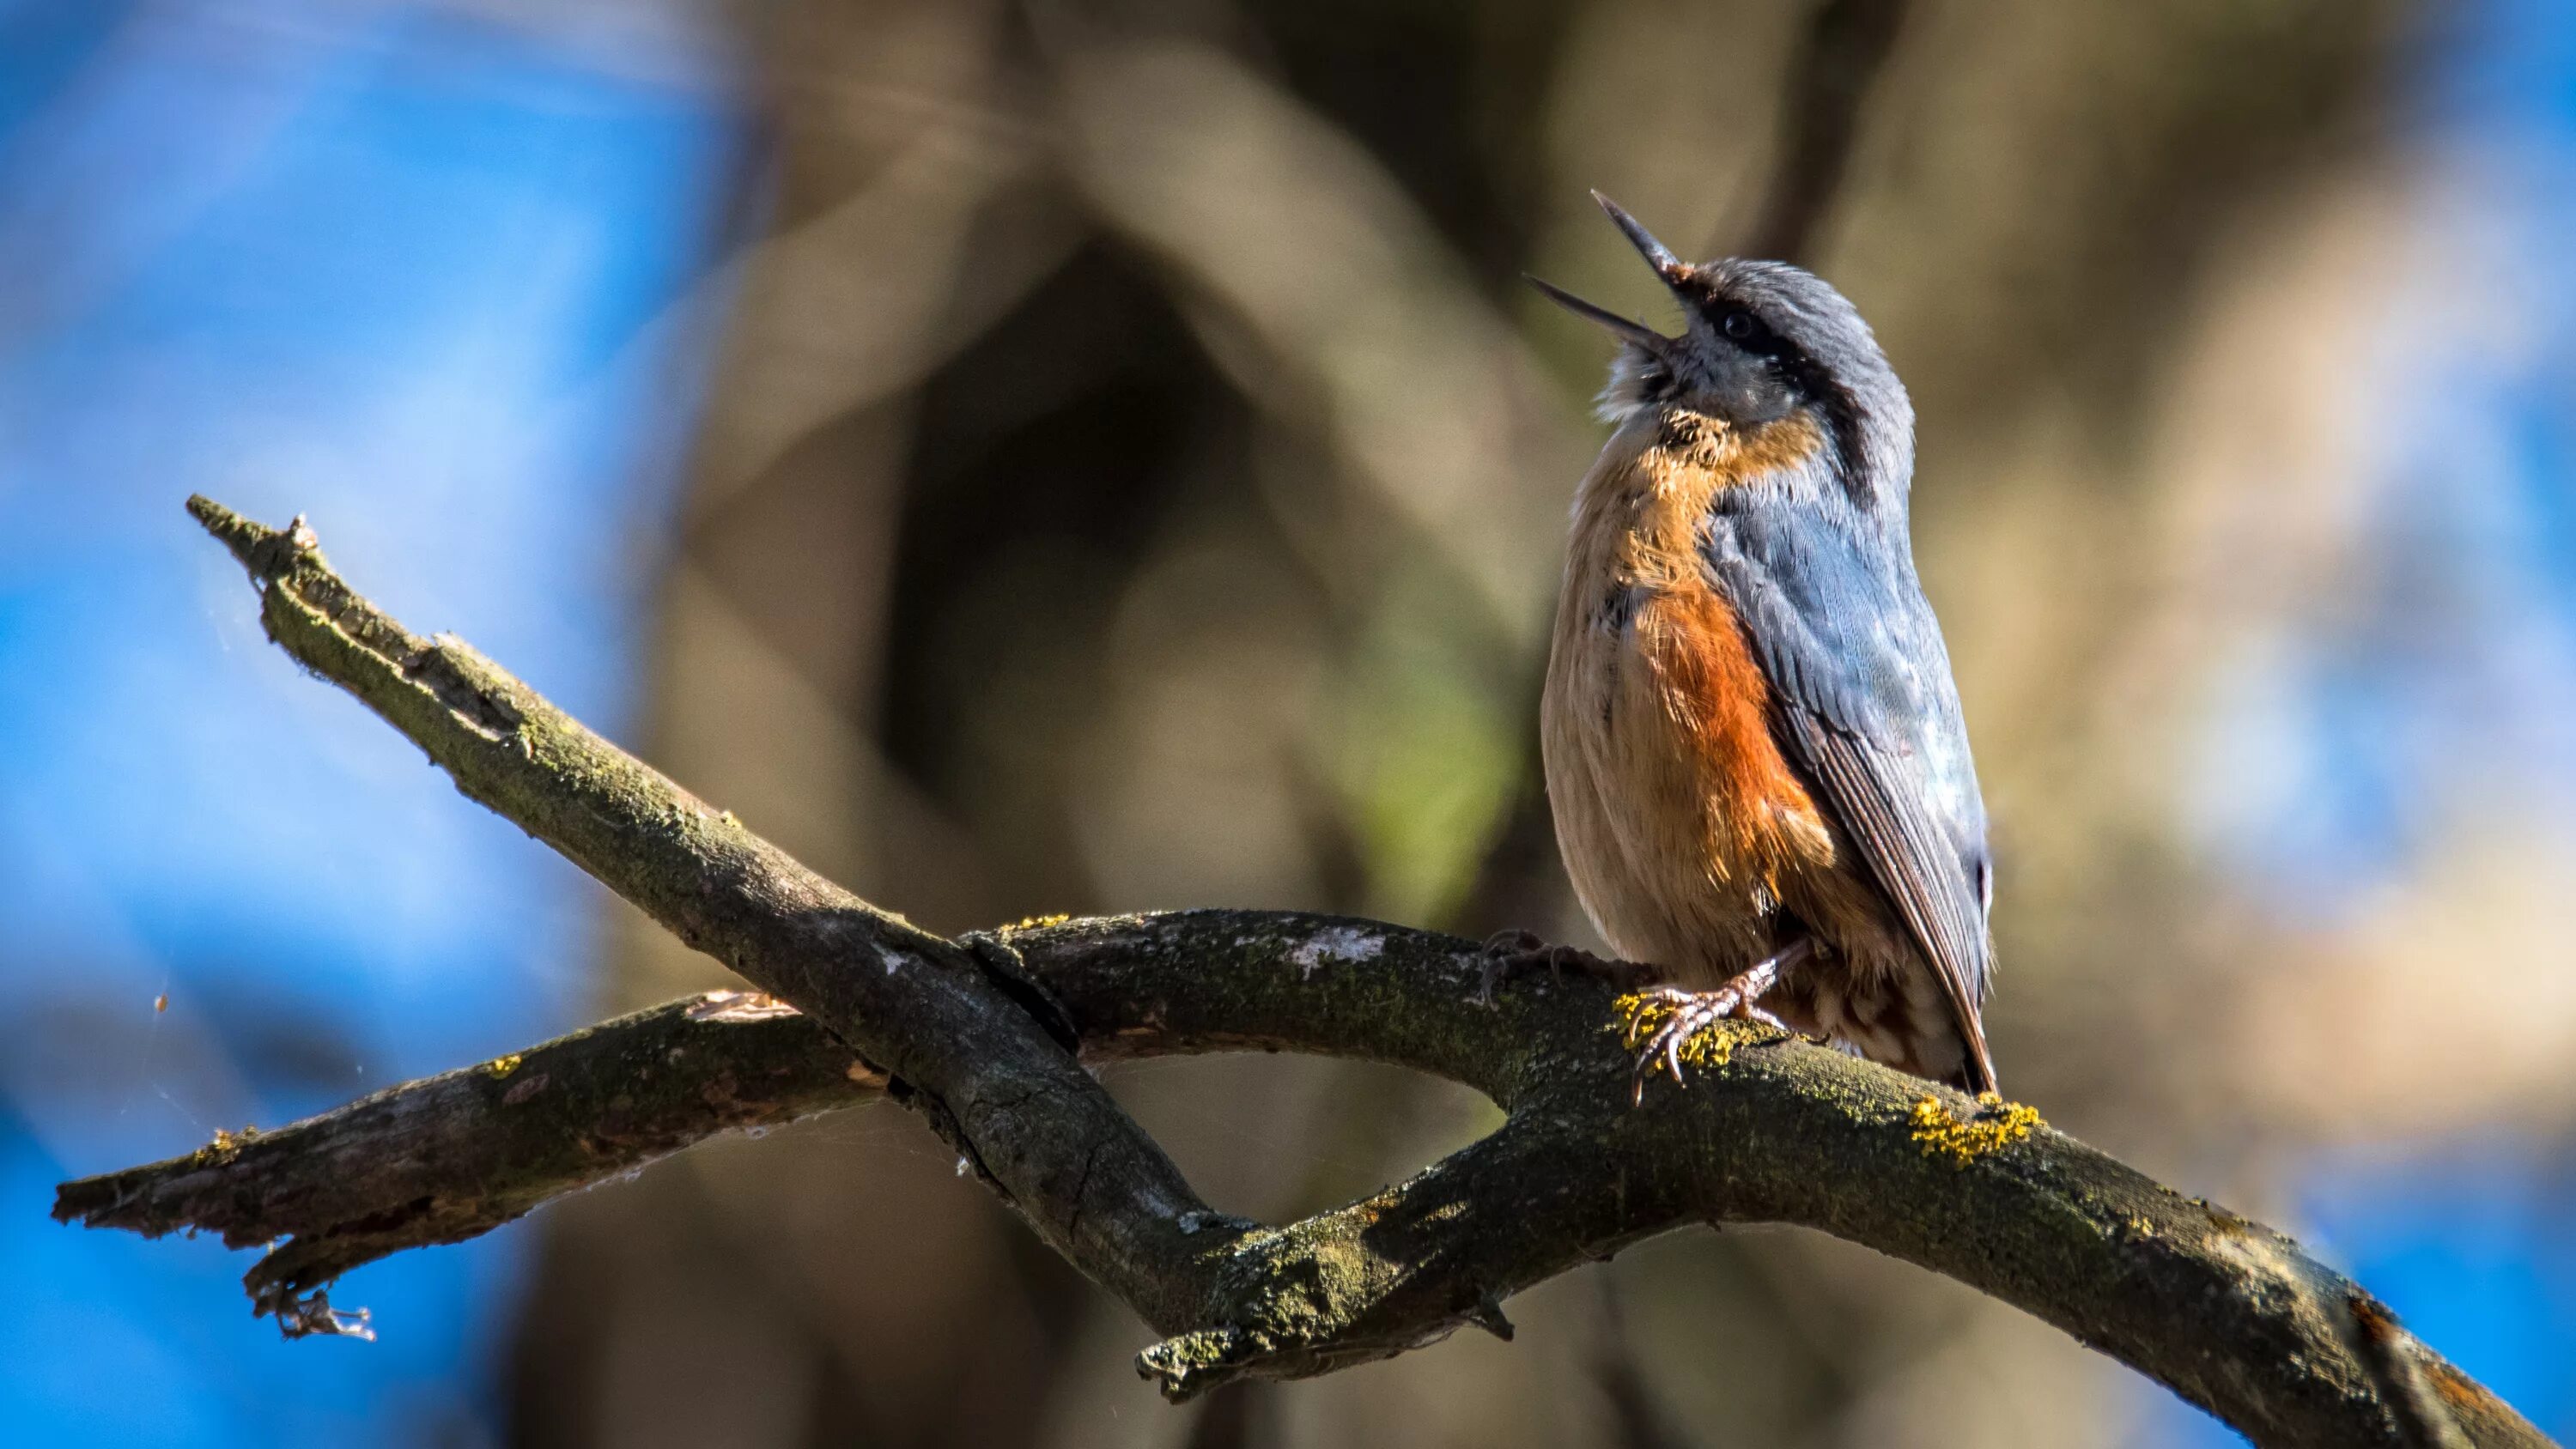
[51,500,2556,1449]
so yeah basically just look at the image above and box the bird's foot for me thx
[1624,941,1810,1103]
[1474,930,1655,1005]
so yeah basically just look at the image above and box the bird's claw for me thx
[1625,982,1787,1105]
[1475,930,1652,1004]
[1475,929,1545,1005]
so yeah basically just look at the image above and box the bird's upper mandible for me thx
[1532,192,1915,506]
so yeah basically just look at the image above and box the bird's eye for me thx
[1720,309,1759,342]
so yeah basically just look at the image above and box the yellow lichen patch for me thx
[1611,992,1762,1073]
[1001,912,1071,934]
[196,1125,260,1161]
[1909,1091,2044,1167]
[482,1053,525,1078]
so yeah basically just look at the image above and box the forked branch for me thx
[51,500,2552,1449]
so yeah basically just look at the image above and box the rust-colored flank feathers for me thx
[1631,415,1829,887]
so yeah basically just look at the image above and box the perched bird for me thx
[1522,194,1996,1095]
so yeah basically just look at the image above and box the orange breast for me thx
[1577,408,1834,893]
[1635,579,1826,878]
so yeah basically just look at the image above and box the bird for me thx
[1517,193,1997,1097]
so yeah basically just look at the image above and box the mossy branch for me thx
[53,499,2555,1449]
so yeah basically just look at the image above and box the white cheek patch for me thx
[1595,348,1662,423]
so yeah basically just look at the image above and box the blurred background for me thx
[4,0,2575,1444]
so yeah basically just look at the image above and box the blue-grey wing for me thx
[1701,490,1996,1090]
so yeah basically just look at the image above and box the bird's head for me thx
[1534,194,1912,489]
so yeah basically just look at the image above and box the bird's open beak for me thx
[1525,275,1668,349]
[1592,191,1693,288]
[1525,192,1692,349]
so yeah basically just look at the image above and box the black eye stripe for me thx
[1710,304,1793,357]
[1702,300,1836,398]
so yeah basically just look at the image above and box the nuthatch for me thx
[1520,194,1996,1095]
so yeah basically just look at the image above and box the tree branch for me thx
[56,989,877,1333]
[163,499,1224,1332]
[1742,0,1911,264]
[55,500,2553,1449]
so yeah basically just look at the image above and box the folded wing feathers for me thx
[1794,713,1998,1094]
